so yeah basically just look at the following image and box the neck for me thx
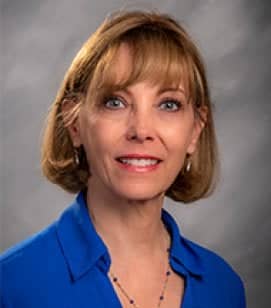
[85,180,170,259]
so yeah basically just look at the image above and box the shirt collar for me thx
[56,191,204,281]
[56,190,109,281]
[161,208,204,277]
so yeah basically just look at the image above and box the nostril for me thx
[127,133,154,142]
[126,125,155,142]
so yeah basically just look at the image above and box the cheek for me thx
[81,118,118,160]
[165,128,192,178]
[164,119,194,151]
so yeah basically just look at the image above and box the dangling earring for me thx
[74,147,80,166]
[185,159,192,173]
[182,154,192,174]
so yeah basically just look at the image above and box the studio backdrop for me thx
[1,0,271,307]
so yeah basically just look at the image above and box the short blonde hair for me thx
[41,10,220,203]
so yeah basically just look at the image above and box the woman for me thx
[0,10,246,308]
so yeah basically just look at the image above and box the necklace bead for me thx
[109,247,171,308]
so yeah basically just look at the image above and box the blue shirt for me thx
[0,191,246,307]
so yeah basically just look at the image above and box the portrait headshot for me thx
[1,1,271,308]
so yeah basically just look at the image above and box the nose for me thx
[126,109,155,143]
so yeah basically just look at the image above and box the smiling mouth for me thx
[116,158,162,167]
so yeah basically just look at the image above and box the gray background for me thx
[1,0,271,307]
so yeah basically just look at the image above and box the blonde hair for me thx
[41,10,220,203]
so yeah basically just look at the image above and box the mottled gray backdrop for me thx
[1,0,271,307]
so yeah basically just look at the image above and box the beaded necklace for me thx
[109,247,171,307]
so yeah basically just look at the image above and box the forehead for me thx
[110,44,134,84]
[87,34,196,104]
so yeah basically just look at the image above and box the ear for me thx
[61,99,82,147]
[187,106,208,155]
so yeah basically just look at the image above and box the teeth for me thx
[119,158,159,166]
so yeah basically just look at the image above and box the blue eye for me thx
[103,97,125,109]
[160,99,181,111]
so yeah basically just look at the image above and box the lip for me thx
[116,154,162,160]
[115,159,161,173]
[115,154,163,173]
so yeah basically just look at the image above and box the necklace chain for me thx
[109,247,171,308]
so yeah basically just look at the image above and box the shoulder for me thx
[162,208,246,305]
[163,208,245,289]
[183,236,246,305]
[185,237,241,279]
[0,222,57,266]
[0,223,55,264]
[0,221,63,289]
[0,200,76,267]
[0,220,70,307]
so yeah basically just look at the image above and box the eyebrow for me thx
[113,86,186,96]
[158,87,186,95]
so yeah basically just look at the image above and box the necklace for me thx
[109,249,171,307]
[109,237,171,308]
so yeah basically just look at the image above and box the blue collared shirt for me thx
[0,191,246,307]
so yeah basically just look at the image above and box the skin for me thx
[64,44,207,307]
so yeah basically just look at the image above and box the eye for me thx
[159,99,182,111]
[103,96,126,109]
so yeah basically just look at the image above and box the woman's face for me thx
[70,44,206,202]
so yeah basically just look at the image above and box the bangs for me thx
[87,26,199,106]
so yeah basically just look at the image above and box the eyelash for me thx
[103,96,125,109]
[160,98,182,111]
[102,96,182,112]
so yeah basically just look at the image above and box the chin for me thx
[113,184,165,203]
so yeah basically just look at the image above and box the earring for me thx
[74,147,80,166]
[185,159,192,173]
[182,155,192,174]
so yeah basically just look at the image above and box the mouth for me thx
[116,157,162,167]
